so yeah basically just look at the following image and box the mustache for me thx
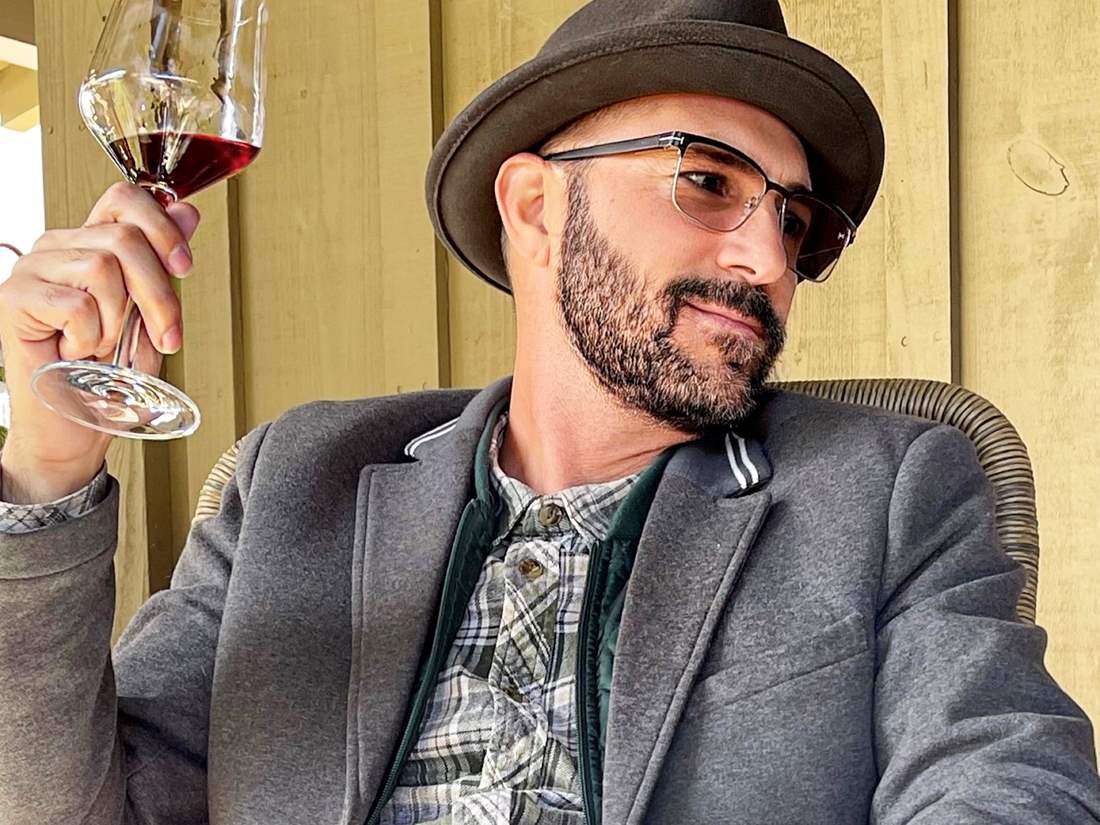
[661,277,780,335]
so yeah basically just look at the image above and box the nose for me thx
[712,192,790,287]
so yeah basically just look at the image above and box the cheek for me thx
[591,175,688,266]
[772,277,798,323]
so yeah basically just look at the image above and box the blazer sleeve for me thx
[871,423,1100,824]
[0,421,270,825]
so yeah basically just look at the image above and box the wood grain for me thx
[236,0,444,427]
[956,0,1100,751]
[163,182,236,573]
[0,0,35,46]
[775,0,952,384]
[439,0,589,388]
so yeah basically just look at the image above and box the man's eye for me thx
[783,213,808,239]
[682,171,728,196]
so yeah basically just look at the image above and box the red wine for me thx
[104,132,260,206]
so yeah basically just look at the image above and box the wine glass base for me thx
[31,360,201,441]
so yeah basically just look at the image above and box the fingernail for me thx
[169,244,192,276]
[162,324,182,353]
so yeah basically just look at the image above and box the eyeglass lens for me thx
[671,143,852,281]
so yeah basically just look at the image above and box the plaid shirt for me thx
[0,458,109,532]
[378,410,641,825]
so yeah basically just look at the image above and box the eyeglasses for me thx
[540,131,858,283]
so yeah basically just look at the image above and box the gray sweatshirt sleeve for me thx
[0,459,110,533]
[0,422,270,824]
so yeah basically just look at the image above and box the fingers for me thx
[166,200,202,242]
[28,225,182,354]
[0,249,126,360]
[82,181,200,277]
[2,276,103,362]
[129,317,165,377]
[0,182,199,377]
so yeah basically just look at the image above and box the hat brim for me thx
[426,20,885,294]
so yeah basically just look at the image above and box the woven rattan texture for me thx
[192,441,241,527]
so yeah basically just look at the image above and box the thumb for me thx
[165,201,202,242]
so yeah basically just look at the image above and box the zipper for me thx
[363,500,485,825]
[575,538,610,825]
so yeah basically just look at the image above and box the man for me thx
[1,1,1098,823]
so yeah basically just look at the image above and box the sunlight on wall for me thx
[0,123,45,285]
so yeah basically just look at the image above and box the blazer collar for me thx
[402,374,774,503]
[403,375,513,462]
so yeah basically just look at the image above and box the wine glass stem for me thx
[112,294,143,369]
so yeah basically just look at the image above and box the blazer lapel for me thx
[342,377,512,823]
[602,432,774,825]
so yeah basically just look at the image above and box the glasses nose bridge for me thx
[763,175,792,211]
[743,180,789,234]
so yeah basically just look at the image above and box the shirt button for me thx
[518,558,545,580]
[537,502,563,527]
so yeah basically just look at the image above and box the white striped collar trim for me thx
[405,414,771,497]
[663,427,772,498]
[403,416,461,459]
[724,432,761,490]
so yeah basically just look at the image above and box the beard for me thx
[556,171,787,434]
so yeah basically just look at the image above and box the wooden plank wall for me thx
[956,0,1100,744]
[0,0,35,46]
[32,0,1097,752]
[235,0,445,427]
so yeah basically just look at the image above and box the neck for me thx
[498,336,696,495]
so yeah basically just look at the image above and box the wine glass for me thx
[30,0,267,440]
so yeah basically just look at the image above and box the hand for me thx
[0,182,201,502]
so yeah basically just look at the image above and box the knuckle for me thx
[9,253,31,279]
[42,283,67,309]
[30,231,56,253]
[107,180,136,202]
[110,221,145,248]
[71,289,97,317]
[86,248,117,274]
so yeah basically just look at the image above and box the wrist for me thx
[0,445,104,505]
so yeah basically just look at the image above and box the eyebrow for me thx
[693,142,813,193]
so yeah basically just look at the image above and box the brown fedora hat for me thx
[425,0,885,294]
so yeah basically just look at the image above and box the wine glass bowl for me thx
[30,0,267,440]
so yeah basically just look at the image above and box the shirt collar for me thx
[486,410,642,544]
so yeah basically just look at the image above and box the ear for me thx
[495,152,562,276]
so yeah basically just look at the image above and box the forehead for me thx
[580,93,811,190]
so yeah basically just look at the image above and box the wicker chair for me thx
[192,378,1039,623]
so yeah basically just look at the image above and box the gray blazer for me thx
[1,375,1098,824]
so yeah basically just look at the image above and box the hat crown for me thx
[541,0,787,55]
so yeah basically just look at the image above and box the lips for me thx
[684,301,765,340]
